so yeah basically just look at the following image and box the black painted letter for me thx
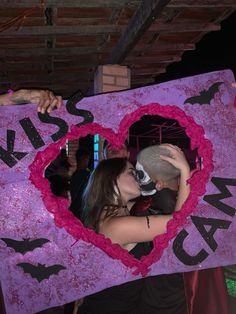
[38,112,68,142]
[20,118,45,149]
[66,92,94,127]
[173,229,209,265]
[0,130,28,168]
[191,215,231,251]
[203,177,236,217]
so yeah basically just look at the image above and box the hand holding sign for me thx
[0,89,62,113]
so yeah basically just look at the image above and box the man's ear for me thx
[155,180,165,191]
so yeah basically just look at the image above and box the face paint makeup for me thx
[135,161,156,196]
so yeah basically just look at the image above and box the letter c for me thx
[173,229,209,266]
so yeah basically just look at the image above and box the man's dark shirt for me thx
[69,168,90,219]
[131,189,188,314]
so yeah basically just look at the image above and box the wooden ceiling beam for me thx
[2,56,180,70]
[190,9,234,43]
[53,18,115,25]
[138,42,195,51]
[1,55,107,62]
[0,25,122,37]
[131,68,166,76]
[0,22,220,38]
[149,22,220,32]
[0,0,140,8]
[0,42,195,57]
[124,55,181,64]
[108,0,172,63]
[169,1,236,8]
[2,69,95,76]
[2,63,171,78]
[2,81,91,88]
[1,0,235,9]
[0,75,93,84]
[0,47,107,57]
[2,62,100,71]
[8,83,91,90]
[0,73,94,83]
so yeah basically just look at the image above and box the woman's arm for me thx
[0,89,62,113]
[100,214,172,246]
[100,145,191,247]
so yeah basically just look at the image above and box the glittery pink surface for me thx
[0,70,235,313]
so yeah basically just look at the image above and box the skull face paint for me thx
[135,161,156,196]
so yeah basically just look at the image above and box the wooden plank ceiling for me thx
[0,0,236,98]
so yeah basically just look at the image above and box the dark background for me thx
[82,11,236,157]
[129,10,236,164]
[156,11,236,83]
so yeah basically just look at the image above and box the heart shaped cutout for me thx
[29,103,213,275]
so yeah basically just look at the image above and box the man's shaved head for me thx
[137,145,180,183]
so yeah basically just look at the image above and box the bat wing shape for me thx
[1,238,50,254]
[184,82,224,105]
[17,262,66,282]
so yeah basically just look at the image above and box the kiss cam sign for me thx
[0,70,236,313]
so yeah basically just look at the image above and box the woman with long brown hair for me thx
[79,144,190,314]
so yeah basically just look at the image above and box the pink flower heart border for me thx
[29,103,213,276]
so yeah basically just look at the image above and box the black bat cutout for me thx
[17,262,66,282]
[0,238,50,254]
[184,82,224,105]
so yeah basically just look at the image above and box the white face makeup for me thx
[135,161,157,196]
[117,162,141,202]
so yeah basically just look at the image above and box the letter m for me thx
[203,177,236,217]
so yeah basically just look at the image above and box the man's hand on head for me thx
[159,144,190,175]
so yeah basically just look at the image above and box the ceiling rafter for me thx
[0,25,122,37]
[0,1,235,97]
[108,0,171,63]
[0,1,141,9]
[169,0,236,8]
[149,22,220,32]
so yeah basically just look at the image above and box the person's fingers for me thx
[159,154,179,168]
[42,92,62,113]
[38,99,50,114]
[47,93,63,112]
[47,98,59,113]
[36,90,53,113]
[160,143,178,149]
[37,90,50,114]
[164,143,182,151]
[56,95,62,108]
[27,89,62,113]
[159,155,172,162]
[231,82,236,88]
[160,155,183,172]
[160,148,188,168]
[159,144,183,156]
[46,91,57,113]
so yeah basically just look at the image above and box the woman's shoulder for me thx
[99,215,130,237]
[100,214,129,230]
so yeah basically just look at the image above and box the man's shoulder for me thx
[71,169,90,178]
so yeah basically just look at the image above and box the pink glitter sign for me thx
[0,70,235,313]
